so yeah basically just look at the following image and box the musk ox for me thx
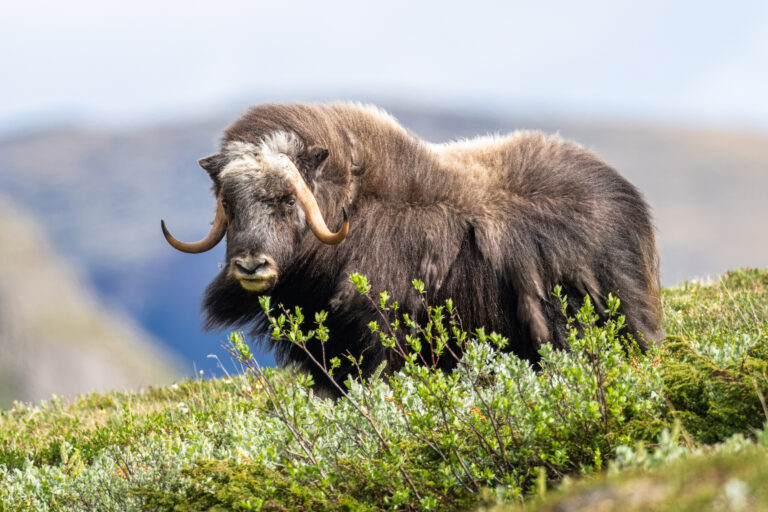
[162,102,663,394]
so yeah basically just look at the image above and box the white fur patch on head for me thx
[257,131,303,159]
[224,140,260,160]
[219,131,304,180]
[218,141,260,180]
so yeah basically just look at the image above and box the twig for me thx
[753,377,768,423]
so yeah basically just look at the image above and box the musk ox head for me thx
[161,131,348,295]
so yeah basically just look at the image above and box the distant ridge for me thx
[0,198,181,406]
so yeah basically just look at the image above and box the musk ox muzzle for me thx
[229,254,279,292]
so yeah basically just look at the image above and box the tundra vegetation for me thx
[1,268,768,511]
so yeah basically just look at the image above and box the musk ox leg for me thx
[596,263,664,352]
[517,292,550,350]
[623,313,664,351]
[573,270,605,314]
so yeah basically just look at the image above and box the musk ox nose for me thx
[230,254,279,292]
[233,256,268,276]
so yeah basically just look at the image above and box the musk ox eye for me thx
[286,196,296,207]
[221,199,234,218]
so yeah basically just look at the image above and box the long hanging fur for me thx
[200,103,663,393]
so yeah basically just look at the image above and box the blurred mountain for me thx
[0,105,766,377]
[0,199,181,407]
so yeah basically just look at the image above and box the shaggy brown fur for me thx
[196,102,663,394]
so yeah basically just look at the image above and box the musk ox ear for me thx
[297,145,329,177]
[344,130,364,174]
[198,153,225,179]
[307,145,329,168]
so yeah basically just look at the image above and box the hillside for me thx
[1,107,766,376]
[1,268,767,511]
[0,199,181,407]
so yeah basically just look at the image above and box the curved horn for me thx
[288,171,349,245]
[161,199,227,253]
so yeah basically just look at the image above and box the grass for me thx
[1,268,767,511]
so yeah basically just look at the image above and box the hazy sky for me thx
[2,0,767,132]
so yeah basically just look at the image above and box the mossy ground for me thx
[1,268,767,511]
[661,269,768,444]
[506,440,768,512]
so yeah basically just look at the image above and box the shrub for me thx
[141,278,666,510]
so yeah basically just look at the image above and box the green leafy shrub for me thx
[139,278,665,510]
